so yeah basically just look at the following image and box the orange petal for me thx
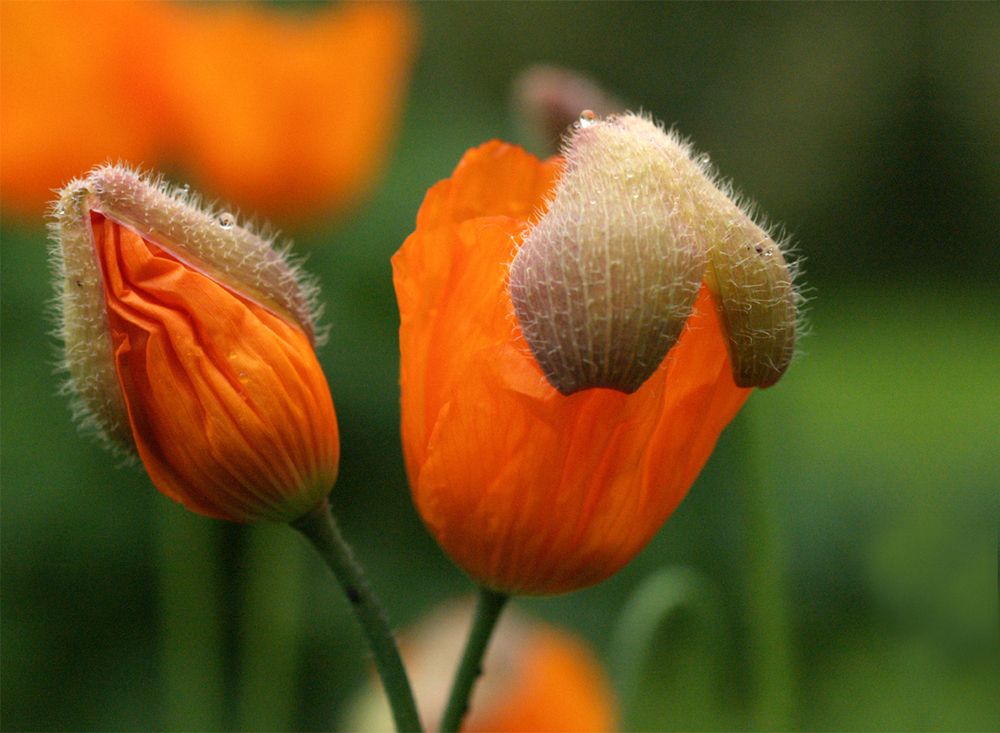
[394,142,561,481]
[92,213,339,522]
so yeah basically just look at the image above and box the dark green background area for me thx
[2,2,997,731]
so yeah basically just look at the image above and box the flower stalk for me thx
[438,586,509,733]
[157,505,226,731]
[736,411,796,729]
[237,524,307,732]
[291,499,422,732]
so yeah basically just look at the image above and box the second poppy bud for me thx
[51,164,340,523]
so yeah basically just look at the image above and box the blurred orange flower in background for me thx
[1,0,417,226]
[393,141,750,594]
[346,601,617,732]
[1,1,170,218]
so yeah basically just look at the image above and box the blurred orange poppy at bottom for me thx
[344,601,617,732]
[466,626,617,733]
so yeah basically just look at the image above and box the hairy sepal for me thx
[510,114,706,395]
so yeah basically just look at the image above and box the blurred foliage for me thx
[2,2,998,731]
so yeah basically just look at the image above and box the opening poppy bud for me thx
[510,112,706,395]
[50,164,339,523]
[616,114,798,389]
[395,140,756,594]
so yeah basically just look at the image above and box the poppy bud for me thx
[395,140,756,594]
[50,164,339,522]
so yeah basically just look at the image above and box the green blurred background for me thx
[2,2,998,731]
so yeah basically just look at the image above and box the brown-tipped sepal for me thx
[614,114,798,389]
[703,214,797,388]
[510,114,706,395]
[511,65,624,155]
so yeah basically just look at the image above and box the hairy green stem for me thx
[439,586,509,733]
[291,499,422,733]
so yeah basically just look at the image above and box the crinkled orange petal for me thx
[0,1,173,217]
[160,1,418,225]
[469,628,617,733]
[92,213,339,522]
[393,142,750,594]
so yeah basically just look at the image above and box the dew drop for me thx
[697,153,711,167]
[578,109,597,129]
[218,212,235,229]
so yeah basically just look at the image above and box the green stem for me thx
[291,499,422,733]
[737,408,796,730]
[237,524,305,732]
[439,586,509,733]
[608,567,727,729]
[157,505,226,731]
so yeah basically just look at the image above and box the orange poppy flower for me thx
[393,114,794,594]
[346,601,617,732]
[51,165,339,522]
[2,1,417,225]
